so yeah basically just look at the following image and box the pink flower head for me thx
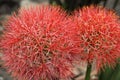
[72,6,120,69]
[0,6,73,80]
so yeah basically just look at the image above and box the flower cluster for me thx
[72,6,120,69]
[0,5,120,80]
[0,6,74,80]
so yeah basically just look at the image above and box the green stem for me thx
[85,63,92,80]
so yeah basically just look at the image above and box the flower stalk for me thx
[85,63,92,80]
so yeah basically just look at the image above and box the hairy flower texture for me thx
[72,6,120,69]
[0,6,74,80]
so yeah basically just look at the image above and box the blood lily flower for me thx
[0,6,74,80]
[72,6,120,69]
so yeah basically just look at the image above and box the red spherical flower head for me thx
[0,6,73,80]
[72,6,120,69]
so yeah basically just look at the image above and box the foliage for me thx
[49,0,102,11]
[98,60,120,80]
